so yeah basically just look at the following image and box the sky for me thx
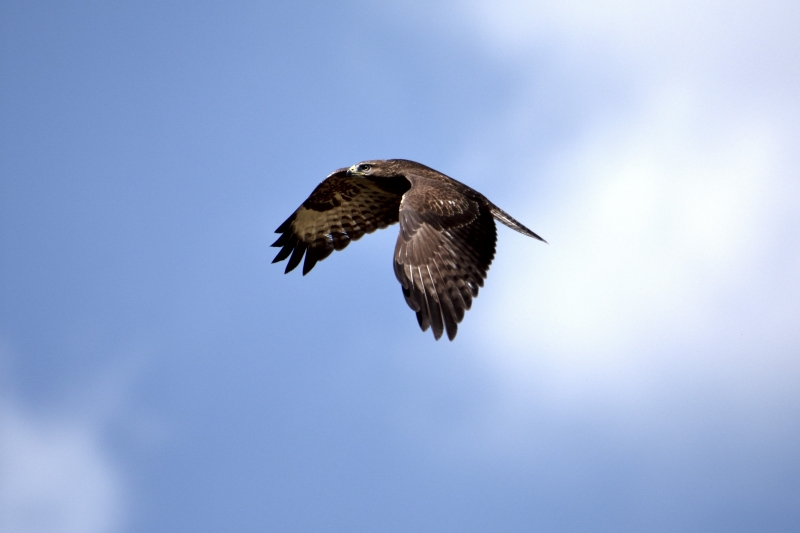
[1,1,799,532]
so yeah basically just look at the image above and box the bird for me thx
[272,159,545,341]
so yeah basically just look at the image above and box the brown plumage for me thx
[272,159,545,341]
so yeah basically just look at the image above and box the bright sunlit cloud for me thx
[436,0,800,365]
[487,86,781,360]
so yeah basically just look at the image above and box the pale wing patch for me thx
[273,178,404,275]
[291,183,398,246]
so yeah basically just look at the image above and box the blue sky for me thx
[2,1,799,532]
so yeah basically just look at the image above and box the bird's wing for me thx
[393,181,497,341]
[272,169,407,275]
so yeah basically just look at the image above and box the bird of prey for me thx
[272,159,545,341]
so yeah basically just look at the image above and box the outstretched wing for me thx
[272,169,406,275]
[393,182,497,341]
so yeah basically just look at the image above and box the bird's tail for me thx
[489,204,547,243]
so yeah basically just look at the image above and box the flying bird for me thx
[272,159,545,341]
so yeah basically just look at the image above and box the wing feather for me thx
[393,181,497,340]
[272,169,408,275]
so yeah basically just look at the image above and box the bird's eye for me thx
[359,164,372,172]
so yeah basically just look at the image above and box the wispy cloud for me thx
[0,400,125,533]
[0,347,133,533]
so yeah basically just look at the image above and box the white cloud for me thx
[485,85,785,362]
[467,0,697,47]
[0,398,125,533]
[462,0,800,79]
[0,396,126,533]
[0,347,138,533]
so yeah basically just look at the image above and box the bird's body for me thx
[272,159,544,340]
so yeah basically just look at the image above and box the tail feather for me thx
[489,205,547,243]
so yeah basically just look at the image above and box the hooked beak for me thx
[346,165,358,177]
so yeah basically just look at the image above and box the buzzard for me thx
[272,159,545,341]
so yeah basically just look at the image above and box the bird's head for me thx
[346,159,406,178]
[347,160,412,196]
